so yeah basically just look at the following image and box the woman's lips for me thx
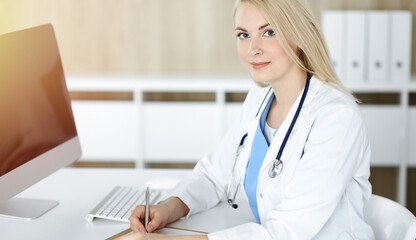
[251,61,271,69]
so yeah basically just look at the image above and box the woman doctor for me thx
[118,0,375,239]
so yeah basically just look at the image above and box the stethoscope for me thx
[227,72,311,209]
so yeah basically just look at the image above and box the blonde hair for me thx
[233,0,358,102]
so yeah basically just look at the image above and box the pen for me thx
[145,187,150,233]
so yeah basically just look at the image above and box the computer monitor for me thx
[0,24,82,219]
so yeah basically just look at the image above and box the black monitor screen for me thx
[0,25,77,177]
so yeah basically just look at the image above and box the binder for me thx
[322,11,346,82]
[346,11,367,85]
[368,11,389,84]
[391,11,412,82]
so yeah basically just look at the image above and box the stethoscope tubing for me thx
[227,133,247,208]
[275,73,311,162]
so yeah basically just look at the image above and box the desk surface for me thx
[0,168,255,240]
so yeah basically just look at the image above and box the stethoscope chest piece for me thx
[268,159,283,178]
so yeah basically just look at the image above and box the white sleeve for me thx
[208,105,370,239]
[167,88,257,217]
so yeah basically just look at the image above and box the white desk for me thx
[0,168,255,240]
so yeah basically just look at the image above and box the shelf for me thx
[347,84,405,92]
[67,75,416,93]
[66,75,254,92]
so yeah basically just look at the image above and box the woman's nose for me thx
[248,37,263,56]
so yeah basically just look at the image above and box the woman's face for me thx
[235,3,295,84]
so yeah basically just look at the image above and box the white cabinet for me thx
[71,100,139,161]
[142,102,220,162]
[67,75,415,206]
[224,103,243,135]
[360,106,402,166]
[66,76,254,167]
[409,106,416,166]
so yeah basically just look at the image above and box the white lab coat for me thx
[169,76,375,239]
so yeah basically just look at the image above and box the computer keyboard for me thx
[86,185,164,222]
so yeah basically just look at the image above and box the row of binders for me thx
[322,11,413,85]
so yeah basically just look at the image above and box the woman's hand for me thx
[129,204,170,233]
[115,232,208,240]
[129,197,190,233]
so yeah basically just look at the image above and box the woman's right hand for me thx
[129,197,190,233]
[129,204,170,233]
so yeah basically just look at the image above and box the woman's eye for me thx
[237,32,249,39]
[264,30,275,37]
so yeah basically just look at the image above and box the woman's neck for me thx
[266,66,307,129]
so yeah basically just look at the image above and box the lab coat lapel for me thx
[236,87,274,184]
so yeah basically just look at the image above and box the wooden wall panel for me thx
[408,168,416,215]
[0,0,414,75]
[369,167,398,201]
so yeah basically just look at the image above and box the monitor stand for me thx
[0,198,59,220]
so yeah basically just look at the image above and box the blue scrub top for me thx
[244,93,276,223]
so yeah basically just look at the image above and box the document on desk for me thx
[107,200,255,239]
[161,226,207,235]
[106,226,206,240]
